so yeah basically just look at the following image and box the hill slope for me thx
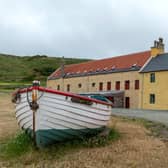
[0,54,90,82]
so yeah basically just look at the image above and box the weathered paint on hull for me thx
[26,127,105,147]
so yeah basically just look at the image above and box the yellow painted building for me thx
[47,71,141,108]
[47,38,168,110]
[140,72,168,110]
[140,38,168,110]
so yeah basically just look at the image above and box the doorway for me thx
[125,97,130,108]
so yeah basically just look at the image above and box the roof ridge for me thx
[65,50,151,68]
[97,50,151,60]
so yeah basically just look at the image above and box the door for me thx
[125,97,130,108]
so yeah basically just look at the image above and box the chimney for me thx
[151,37,164,57]
[60,56,65,78]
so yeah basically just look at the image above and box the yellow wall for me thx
[151,47,164,57]
[141,71,168,110]
[47,71,142,109]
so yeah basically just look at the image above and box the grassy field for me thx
[0,81,46,92]
[0,93,168,168]
[0,53,90,83]
[0,82,31,92]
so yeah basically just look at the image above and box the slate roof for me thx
[48,51,151,79]
[140,53,168,73]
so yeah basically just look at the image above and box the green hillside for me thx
[0,54,90,83]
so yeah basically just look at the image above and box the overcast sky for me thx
[0,0,168,59]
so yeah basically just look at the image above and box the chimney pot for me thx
[159,37,163,43]
[154,40,157,47]
[156,41,159,48]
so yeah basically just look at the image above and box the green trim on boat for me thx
[35,127,105,147]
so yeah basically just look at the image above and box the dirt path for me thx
[0,93,18,140]
[112,108,168,126]
[46,118,168,168]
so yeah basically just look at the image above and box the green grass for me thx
[0,132,33,159]
[0,88,13,93]
[0,53,90,92]
[0,54,91,83]
[0,81,46,90]
[0,128,119,162]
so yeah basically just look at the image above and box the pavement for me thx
[112,108,168,126]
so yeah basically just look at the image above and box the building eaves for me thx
[48,66,141,80]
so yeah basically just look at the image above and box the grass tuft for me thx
[0,128,120,164]
[80,128,120,148]
[46,128,119,158]
[0,131,33,158]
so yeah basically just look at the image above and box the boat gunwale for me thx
[18,86,112,106]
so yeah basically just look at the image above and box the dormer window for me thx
[112,66,116,70]
[132,63,137,67]
[104,67,108,71]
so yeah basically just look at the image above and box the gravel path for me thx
[112,108,168,126]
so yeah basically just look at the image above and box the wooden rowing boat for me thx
[12,81,112,147]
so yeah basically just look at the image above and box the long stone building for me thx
[47,38,168,110]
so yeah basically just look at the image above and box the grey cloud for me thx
[0,0,168,59]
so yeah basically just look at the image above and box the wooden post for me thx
[31,80,40,146]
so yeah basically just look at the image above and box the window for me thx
[78,83,82,88]
[125,80,130,90]
[150,94,155,104]
[115,81,120,90]
[67,84,70,92]
[92,83,96,87]
[150,73,155,83]
[135,80,139,90]
[99,82,103,91]
[57,85,60,90]
[107,81,111,91]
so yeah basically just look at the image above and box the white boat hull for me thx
[14,87,112,147]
